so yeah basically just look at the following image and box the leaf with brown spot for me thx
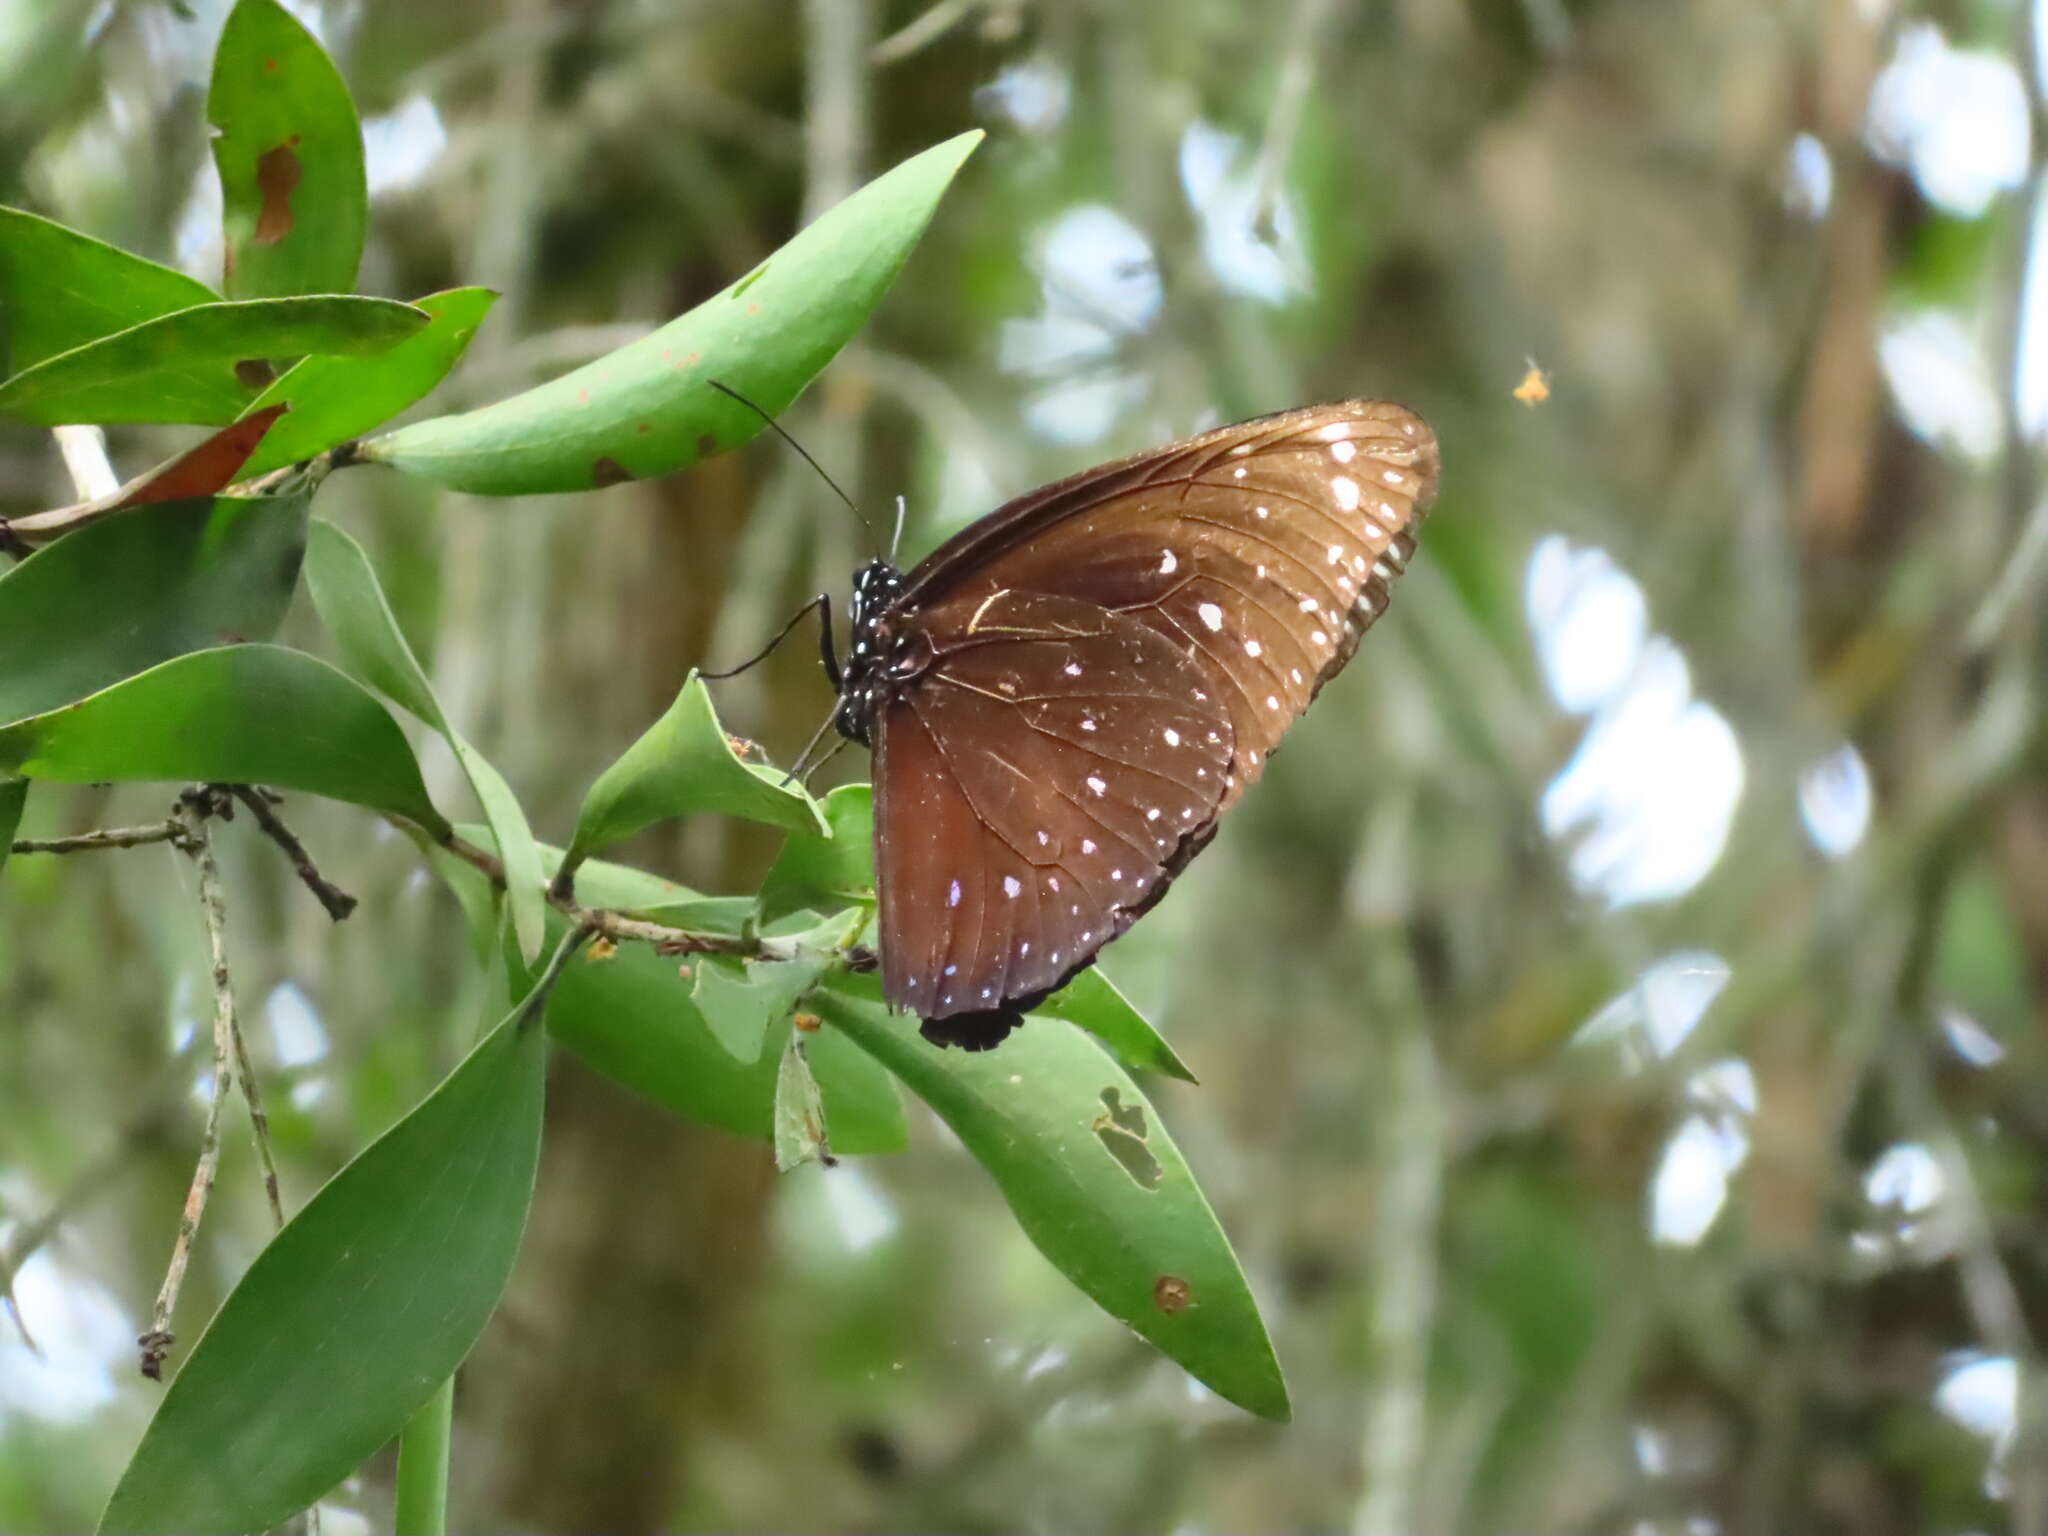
[253,142,302,245]
[592,458,632,487]
[5,407,289,543]
[209,0,366,299]
[1154,1275,1193,1314]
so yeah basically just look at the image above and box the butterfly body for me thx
[837,400,1439,1049]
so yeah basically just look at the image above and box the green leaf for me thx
[0,207,219,377]
[0,645,449,837]
[0,297,430,427]
[756,782,874,925]
[773,1036,833,1172]
[305,519,545,958]
[812,976,1289,1420]
[1036,967,1197,1085]
[98,960,558,1535]
[691,914,852,1063]
[238,288,497,478]
[362,132,982,494]
[0,496,309,727]
[208,0,368,300]
[0,779,25,880]
[558,673,826,888]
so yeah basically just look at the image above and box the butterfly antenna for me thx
[889,494,907,565]
[708,380,879,555]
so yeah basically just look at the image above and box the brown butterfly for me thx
[820,401,1439,1048]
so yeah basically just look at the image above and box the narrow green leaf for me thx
[0,496,309,727]
[0,207,219,377]
[773,1036,833,1172]
[691,914,851,1063]
[0,645,449,838]
[558,673,826,886]
[208,0,368,300]
[362,132,982,494]
[98,961,557,1535]
[0,297,429,427]
[0,779,25,880]
[756,782,874,924]
[812,977,1289,1420]
[302,518,440,720]
[305,519,545,957]
[239,288,498,477]
[1036,968,1198,1084]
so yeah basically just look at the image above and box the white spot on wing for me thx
[1080,717,1097,732]
[1245,639,1262,657]
[1003,875,1022,898]
[1255,505,1269,518]
[1064,661,1083,676]
[1159,549,1178,575]
[1267,694,1280,709]
[1319,422,1348,441]
[1086,775,1107,795]
[1327,544,1345,564]
[1331,439,1358,463]
[1332,475,1361,510]
[947,879,962,908]
[1081,838,1097,854]
[1197,601,1225,631]
[1163,727,1181,746]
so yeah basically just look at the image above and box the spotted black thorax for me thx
[833,559,914,746]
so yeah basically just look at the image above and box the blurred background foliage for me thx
[3,0,2047,1531]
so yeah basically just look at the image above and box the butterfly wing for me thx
[873,591,1234,1045]
[874,400,1439,1043]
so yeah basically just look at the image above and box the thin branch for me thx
[11,821,183,855]
[229,786,357,921]
[871,0,977,63]
[141,802,237,1381]
[436,830,795,963]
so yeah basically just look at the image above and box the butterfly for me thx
[793,399,1442,1049]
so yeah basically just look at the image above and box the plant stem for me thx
[394,1374,454,1536]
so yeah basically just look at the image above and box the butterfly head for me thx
[835,559,922,745]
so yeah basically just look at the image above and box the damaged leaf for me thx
[7,407,288,542]
[812,974,1289,1421]
[773,1036,834,1172]
[209,0,368,299]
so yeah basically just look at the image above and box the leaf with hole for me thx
[97,964,556,1535]
[0,297,429,427]
[692,914,855,1063]
[0,645,448,837]
[812,975,1288,1420]
[0,495,309,727]
[0,207,219,377]
[557,672,826,890]
[208,0,368,300]
[361,132,981,493]
[306,519,544,955]
[239,288,497,477]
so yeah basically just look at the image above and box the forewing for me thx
[904,400,1437,803]
[872,591,1232,1025]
